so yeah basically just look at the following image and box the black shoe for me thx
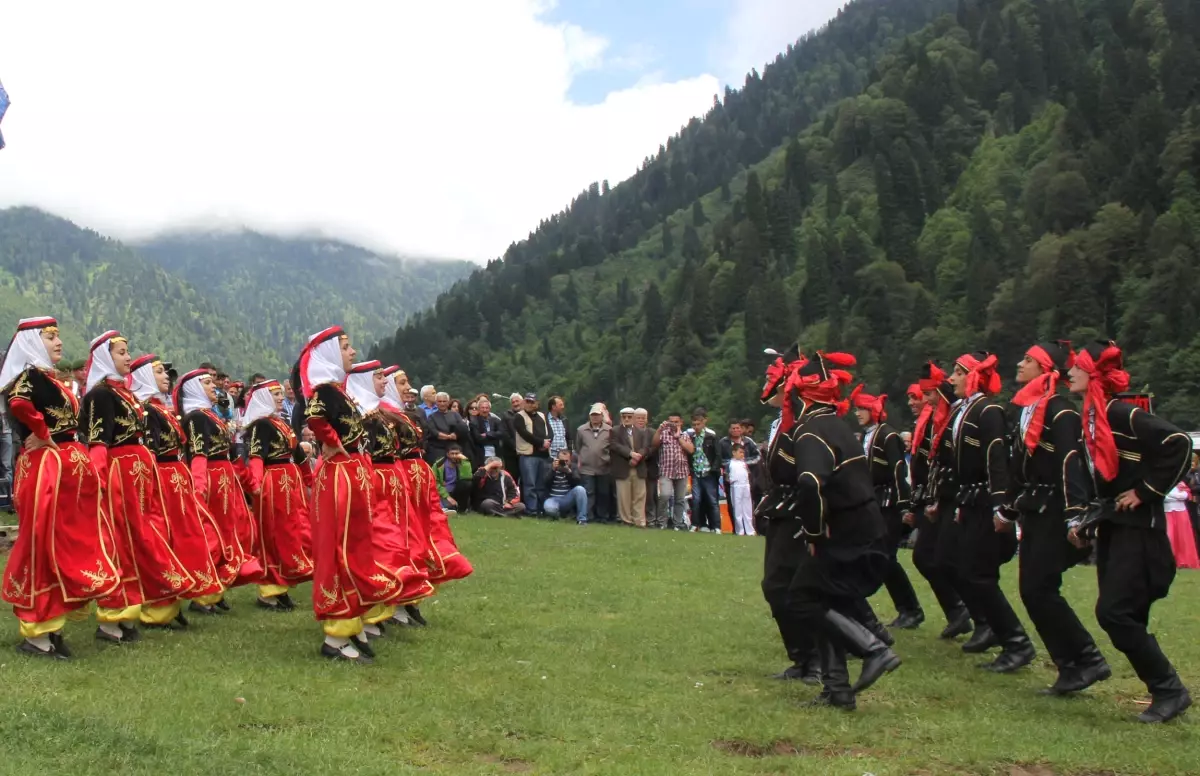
[48,632,72,658]
[405,605,428,627]
[188,601,219,616]
[276,593,296,611]
[1043,650,1112,695]
[320,642,374,665]
[174,612,190,630]
[363,623,385,640]
[350,634,376,658]
[256,597,285,611]
[118,622,143,643]
[1139,688,1192,723]
[802,689,856,711]
[939,606,972,639]
[16,639,68,660]
[215,598,231,611]
[822,609,902,694]
[95,627,130,644]
[141,620,182,631]
[981,631,1036,673]
[890,609,925,630]
[961,625,998,654]
[770,663,807,681]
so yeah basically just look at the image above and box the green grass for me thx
[0,517,1197,775]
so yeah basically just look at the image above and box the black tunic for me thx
[863,422,910,511]
[790,407,885,546]
[1087,400,1191,530]
[80,382,147,449]
[185,409,234,462]
[1009,394,1089,522]
[6,367,80,445]
[363,414,400,465]
[950,394,1009,513]
[303,383,368,454]
[248,417,308,467]
[145,401,186,463]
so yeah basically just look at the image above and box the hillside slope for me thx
[376,0,1200,428]
[0,208,284,375]
[138,231,473,362]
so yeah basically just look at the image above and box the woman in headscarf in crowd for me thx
[242,379,315,612]
[301,328,407,662]
[345,361,434,635]
[175,368,258,609]
[1,317,120,659]
[81,332,195,642]
[379,364,472,626]
[128,354,225,623]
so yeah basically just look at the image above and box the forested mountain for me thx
[0,208,284,375]
[138,231,473,360]
[375,0,1200,429]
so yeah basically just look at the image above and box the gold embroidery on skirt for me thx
[217,472,233,514]
[82,559,117,592]
[129,459,152,514]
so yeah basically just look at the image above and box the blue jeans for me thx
[581,473,612,521]
[519,455,549,514]
[691,473,721,531]
[545,485,588,523]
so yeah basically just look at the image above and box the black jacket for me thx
[862,422,911,511]
[790,406,885,545]
[1008,393,1089,522]
[948,394,1009,513]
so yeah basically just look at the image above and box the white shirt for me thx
[861,424,878,456]
[728,458,750,485]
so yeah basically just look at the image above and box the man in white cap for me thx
[611,406,653,527]
[574,403,613,523]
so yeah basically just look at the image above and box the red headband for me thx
[906,383,923,402]
[789,352,855,418]
[1074,344,1130,481]
[918,362,946,393]
[955,352,1001,396]
[762,354,806,403]
[850,384,887,424]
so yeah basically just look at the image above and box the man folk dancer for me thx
[1068,341,1192,723]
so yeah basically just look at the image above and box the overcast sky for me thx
[0,0,848,262]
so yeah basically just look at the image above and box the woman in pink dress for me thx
[1165,481,1200,569]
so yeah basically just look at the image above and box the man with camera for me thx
[652,412,690,530]
[542,448,588,524]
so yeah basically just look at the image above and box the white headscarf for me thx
[241,381,280,427]
[84,330,123,392]
[128,356,160,402]
[180,374,213,416]
[300,327,345,398]
[345,361,380,415]
[0,317,55,391]
[380,365,404,412]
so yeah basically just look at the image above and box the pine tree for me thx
[692,200,707,226]
[641,282,667,351]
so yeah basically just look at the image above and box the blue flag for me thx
[0,79,9,150]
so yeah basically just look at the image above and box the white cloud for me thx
[717,0,849,84]
[0,0,718,262]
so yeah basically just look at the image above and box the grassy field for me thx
[0,516,1196,776]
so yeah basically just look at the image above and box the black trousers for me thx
[911,509,964,619]
[933,501,986,624]
[1095,522,1179,688]
[761,517,813,664]
[956,505,1022,639]
[782,538,889,631]
[881,507,921,614]
[1018,511,1096,665]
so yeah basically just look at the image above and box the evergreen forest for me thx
[373,0,1200,429]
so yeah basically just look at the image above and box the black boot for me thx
[823,609,901,694]
[890,609,925,630]
[804,636,855,711]
[1043,644,1112,695]
[405,605,428,627]
[801,650,823,686]
[981,627,1036,673]
[1139,673,1192,723]
[961,624,998,654]
[939,605,972,639]
[770,663,807,681]
[851,600,895,648]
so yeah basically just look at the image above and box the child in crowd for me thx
[727,446,755,536]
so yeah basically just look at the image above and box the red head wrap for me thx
[762,346,805,404]
[955,352,1001,396]
[917,362,947,393]
[788,351,855,418]
[850,384,887,424]
[906,383,923,402]
[1074,341,1130,481]
[1011,341,1074,453]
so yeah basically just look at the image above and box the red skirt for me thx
[371,462,434,604]
[251,463,315,587]
[395,458,441,579]
[411,458,473,584]
[1166,508,1200,570]
[2,442,122,625]
[205,459,264,587]
[98,446,196,610]
[310,452,405,621]
[155,459,226,599]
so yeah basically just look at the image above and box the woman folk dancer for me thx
[756,345,820,685]
[777,351,901,710]
[301,328,407,662]
[242,380,315,611]
[81,332,195,642]
[1,318,120,659]
[944,352,1034,672]
[1007,342,1110,694]
[850,385,923,629]
[345,361,434,636]
[129,355,225,623]
[1067,341,1192,723]
[908,363,971,639]
[176,369,259,610]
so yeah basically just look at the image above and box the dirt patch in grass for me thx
[712,738,873,758]
[1005,764,1119,776]
[476,754,533,772]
